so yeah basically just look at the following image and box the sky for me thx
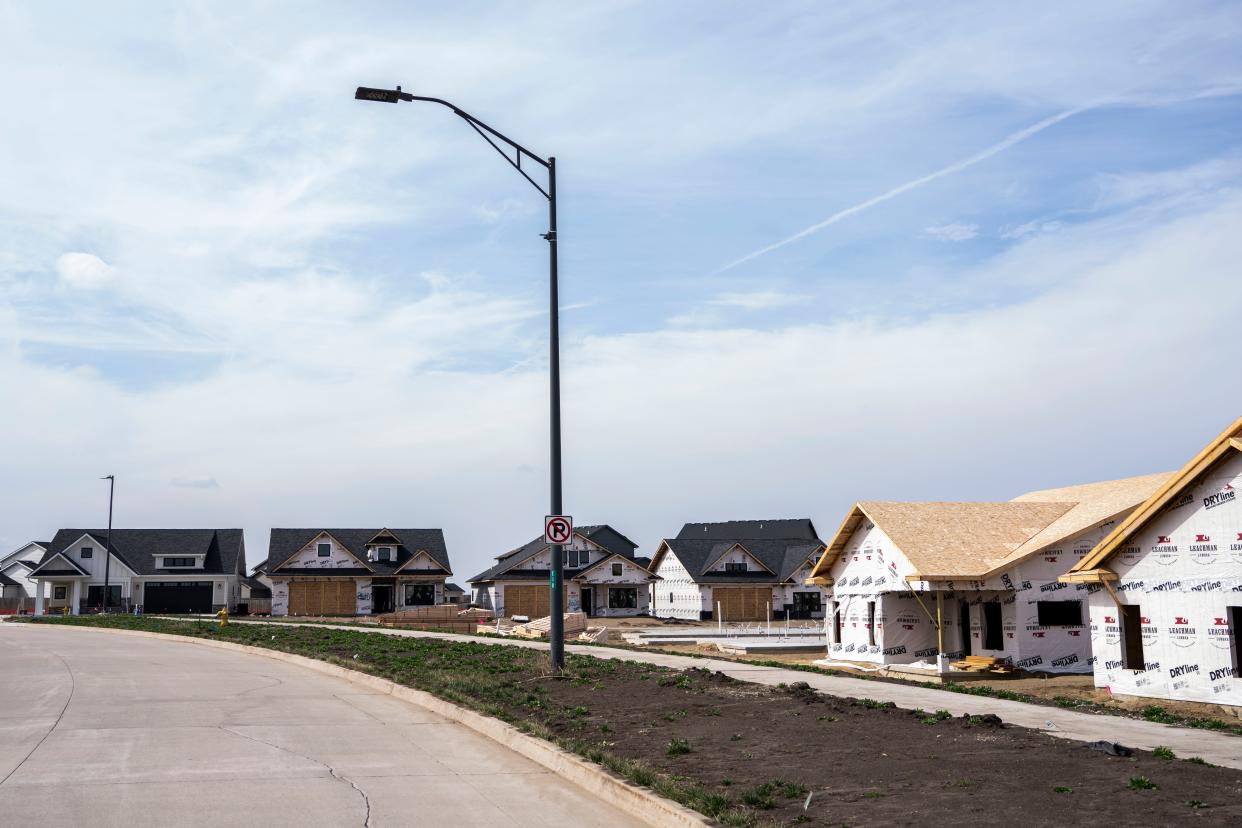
[2,1,1242,582]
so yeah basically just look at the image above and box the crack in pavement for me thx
[0,636,76,788]
[220,725,372,828]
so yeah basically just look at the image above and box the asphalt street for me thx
[0,623,647,828]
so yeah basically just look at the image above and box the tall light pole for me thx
[101,475,115,613]
[354,85,567,672]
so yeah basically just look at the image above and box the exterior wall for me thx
[773,559,830,619]
[577,557,650,617]
[652,550,710,620]
[1087,453,1242,705]
[705,546,768,574]
[0,544,48,598]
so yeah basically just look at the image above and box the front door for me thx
[959,601,972,656]
[982,600,1003,651]
[580,587,594,617]
[372,585,394,614]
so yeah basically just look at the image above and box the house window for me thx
[608,587,637,609]
[54,586,67,600]
[611,563,623,577]
[1037,600,1082,627]
[565,549,583,568]
[724,562,745,573]
[317,543,331,557]
[867,601,876,646]
[87,585,122,606]
[1229,606,1241,679]
[162,557,196,567]
[669,591,675,604]
[80,547,93,559]
[404,584,435,606]
[376,547,392,562]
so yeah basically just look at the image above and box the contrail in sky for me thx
[714,106,1090,274]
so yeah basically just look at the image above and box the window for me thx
[566,549,584,568]
[317,543,331,557]
[80,547,93,559]
[87,585,122,605]
[1229,606,1241,680]
[1037,600,1082,627]
[162,557,196,567]
[724,561,746,573]
[867,601,876,646]
[669,591,674,605]
[377,547,392,562]
[608,587,637,609]
[54,586,67,600]
[404,584,435,606]
[831,603,842,645]
[611,563,623,577]
[1121,604,1145,670]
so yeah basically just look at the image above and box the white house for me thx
[0,541,49,608]
[650,520,828,622]
[807,473,1169,674]
[27,529,246,614]
[266,528,452,617]
[1063,417,1242,705]
[470,525,655,618]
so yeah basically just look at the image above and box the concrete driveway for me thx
[0,623,647,828]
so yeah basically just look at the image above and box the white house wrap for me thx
[1064,417,1242,705]
[810,473,1170,674]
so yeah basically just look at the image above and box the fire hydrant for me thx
[215,607,229,628]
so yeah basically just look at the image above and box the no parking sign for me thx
[544,515,573,545]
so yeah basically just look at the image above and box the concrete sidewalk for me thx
[205,616,1242,770]
[0,623,648,828]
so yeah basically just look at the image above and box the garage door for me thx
[144,581,213,614]
[504,585,549,618]
[714,587,770,621]
[288,581,357,616]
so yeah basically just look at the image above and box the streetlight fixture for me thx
[101,475,115,613]
[355,85,567,672]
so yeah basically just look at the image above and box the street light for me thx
[101,475,115,613]
[355,85,567,672]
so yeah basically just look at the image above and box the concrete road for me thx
[0,624,647,828]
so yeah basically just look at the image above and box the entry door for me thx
[983,601,1003,651]
[581,587,594,617]
[1121,604,1145,670]
[959,602,972,656]
[372,585,394,614]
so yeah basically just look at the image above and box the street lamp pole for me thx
[101,475,114,613]
[355,85,567,672]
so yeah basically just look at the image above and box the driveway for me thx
[0,623,647,828]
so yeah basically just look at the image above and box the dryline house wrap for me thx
[1062,417,1242,705]
[806,473,1170,674]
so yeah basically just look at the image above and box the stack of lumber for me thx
[577,626,609,644]
[511,612,587,639]
[949,655,1015,674]
[378,605,494,632]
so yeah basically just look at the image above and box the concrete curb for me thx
[61,625,710,828]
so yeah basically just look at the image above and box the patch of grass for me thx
[1127,776,1158,791]
[1187,800,1208,809]
[858,698,896,710]
[862,790,885,799]
[921,709,953,725]
[1183,756,1214,766]
[666,738,692,757]
[1053,786,1072,794]
[1152,746,1175,760]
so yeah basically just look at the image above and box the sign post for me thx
[544,515,572,545]
[545,515,571,670]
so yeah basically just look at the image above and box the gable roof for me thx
[0,541,48,569]
[572,550,658,580]
[1068,417,1242,579]
[699,542,775,576]
[34,529,245,577]
[656,536,826,585]
[0,572,19,587]
[468,524,639,583]
[810,472,1172,581]
[27,549,90,577]
[266,529,451,576]
[676,519,819,542]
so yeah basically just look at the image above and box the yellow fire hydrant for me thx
[215,607,229,628]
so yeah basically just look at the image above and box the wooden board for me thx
[714,587,771,621]
[505,585,550,619]
[288,580,356,616]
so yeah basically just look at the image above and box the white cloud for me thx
[708,290,807,310]
[171,476,220,489]
[55,253,116,290]
[923,222,979,242]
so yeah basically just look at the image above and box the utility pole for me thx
[101,475,115,613]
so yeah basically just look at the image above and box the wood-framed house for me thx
[26,529,246,614]
[807,474,1169,674]
[650,520,829,622]
[266,528,452,617]
[469,525,655,618]
[1062,417,1242,705]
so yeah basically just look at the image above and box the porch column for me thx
[70,580,83,615]
[34,581,44,615]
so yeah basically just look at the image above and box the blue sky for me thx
[2,1,1242,581]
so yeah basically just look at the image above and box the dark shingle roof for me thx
[266,529,451,576]
[469,524,640,583]
[37,529,245,577]
[660,520,824,585]
[0,572,19,586]
[445,582,465,593]
[676,519,819,541]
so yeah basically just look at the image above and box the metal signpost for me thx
[355,85,568,672]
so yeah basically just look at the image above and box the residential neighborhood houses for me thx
[2,418,1241,710]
